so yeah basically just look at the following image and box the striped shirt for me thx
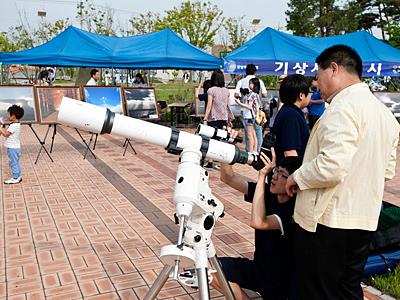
[206,86,234,122]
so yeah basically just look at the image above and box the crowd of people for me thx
[198,45,400,300]
[3,45,399,300]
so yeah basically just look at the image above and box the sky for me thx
[0,0,289,34]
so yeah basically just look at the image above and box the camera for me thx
[240,88,250,96]
[252,132,276,171]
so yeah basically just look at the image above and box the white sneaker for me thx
[4,177,22,184]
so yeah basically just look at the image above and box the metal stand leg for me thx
[196,267,210,300]
[122,138,137,156]
[75,129,97,159]
[50,124,57,153]
[93,133,98,150]
[143,265,173,300]
[29,124,54,164]
[209,255,235,300]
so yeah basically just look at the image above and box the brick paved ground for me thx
[0,125,398,300]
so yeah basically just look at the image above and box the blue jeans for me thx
[241,115,263,152]
[7,148,21,179]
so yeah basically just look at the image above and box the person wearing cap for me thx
[234,64,268,152]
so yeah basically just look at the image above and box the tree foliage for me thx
[126,1,224,49]
[125,12,161,35]
[222,16,254,51]
[76,0,116,36]
[286,0,400,43]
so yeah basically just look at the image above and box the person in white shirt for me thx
[104,71,111,86]
[235,64,267,152]
[0,105,25,184]
[87,69,100,86]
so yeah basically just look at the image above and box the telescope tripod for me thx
[144,149,235,300]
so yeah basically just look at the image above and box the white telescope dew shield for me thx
[57,97,255,165]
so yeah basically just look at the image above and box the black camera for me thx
[252,132,276,171]
[240,88,250,96]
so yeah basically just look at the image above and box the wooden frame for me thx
[0,85,38,124]
[35,86,82,124]
[83,86,125,115]
[373,91,400,117]
[123,87,159,120]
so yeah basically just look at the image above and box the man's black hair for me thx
[279,74,311,105]
[203,79,213,93]
[90,69,99,77]
[316,45,363,79]
[277,156,302,175]
[211,70,225,88]
[246,64,257,75]
[8,105,24,120]
[249,77,260,94]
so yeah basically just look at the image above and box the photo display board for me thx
[0,86,37,124]
[194,87,241,117]
[36,86,82,124]
[83,86,124,114]
[123,88,159,119]
[374,92,400,117]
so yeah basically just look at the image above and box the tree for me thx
[35,18,71,44]
[125,11,161,35]
[386,20,400,48]
[76,0,116,36]
[286,0,371,36]
[155,1,224,49]
[222,16,254,51]
[0,33,20,52]
[286,0,319,36]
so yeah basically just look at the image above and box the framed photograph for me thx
[374,92,400,117]
[0,85,37,124]
[83,86,124,114]
[123,88,159,119]
[36,86,82,124]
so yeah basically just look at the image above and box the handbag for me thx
[255,108,267,126]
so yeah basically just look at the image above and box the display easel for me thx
[122,138,137,156]
[28,123,55,164]
[74,129,97,159]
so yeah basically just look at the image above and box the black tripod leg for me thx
[84,133,94,160]
[75,129,96,159]
[127,139,137,155]
[93,133,98,150]
[50,124,57,153]
[29,124,54,164]
[123,139,137,156]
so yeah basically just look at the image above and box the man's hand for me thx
[0,118,4,125]
[285,175,299,197]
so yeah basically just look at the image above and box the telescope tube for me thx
[58,97,255,165]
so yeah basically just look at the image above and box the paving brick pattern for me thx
[0,125,398,299]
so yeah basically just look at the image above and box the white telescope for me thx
[58,97,241,300]
[57,97,255,165]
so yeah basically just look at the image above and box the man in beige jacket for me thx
[286,45,400,300]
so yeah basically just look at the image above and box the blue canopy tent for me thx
[223,27,400,77]
[0,26,221,70]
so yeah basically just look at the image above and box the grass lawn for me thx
[153,82,197,104]
[369,264,400,298]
